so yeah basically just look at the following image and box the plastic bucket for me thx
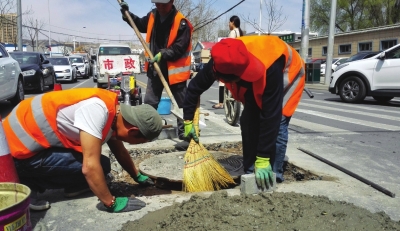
[0,183,32,231]
[157,97,171,115]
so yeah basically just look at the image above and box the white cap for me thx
[151,0,170,3]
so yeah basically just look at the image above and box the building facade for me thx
[0,13,17,44]
[289,23,400,59]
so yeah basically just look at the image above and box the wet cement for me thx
[120,191,400,231]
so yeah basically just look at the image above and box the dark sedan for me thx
[345,51,379,63]
[10,52,55,93]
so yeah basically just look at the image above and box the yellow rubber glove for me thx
[184,120,199,143]
[254,156,274,190]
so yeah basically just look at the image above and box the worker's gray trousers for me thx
[144,75,187,138]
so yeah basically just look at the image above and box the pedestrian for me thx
[120,0,193,140]
[212,15,243,109]
[183,36,305,190]
[2,88,163,213]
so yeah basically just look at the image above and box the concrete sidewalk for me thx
[29,102,400,231]
[30,135,400,231]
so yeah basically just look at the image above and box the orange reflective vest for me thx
[144,10,193,85]
[224,36,305,117]
[3,88,118,159]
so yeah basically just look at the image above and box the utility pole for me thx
[258,0,262,35]
[35,19,38,51]
[300,0,310,61]
[324,0,337,85]
[48,0,51,56]
[17,0,22,51]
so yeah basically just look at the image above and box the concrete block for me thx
[240,173,276,195]
[157,127,177,140]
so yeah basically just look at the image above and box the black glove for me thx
[108,197,146,213]
[120,1,129,18]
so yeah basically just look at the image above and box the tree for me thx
[241,0,288,34]
[310,0,400,35]
[24,16,45,51]
[174,0,219,43]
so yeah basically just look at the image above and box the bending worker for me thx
[183,36,305,190]
[120,0,193,140]
[3,88,163,212]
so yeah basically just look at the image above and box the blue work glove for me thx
[107,197,146,213]
[150,52,162,63]
[133,172,154,186]
[254,156,274,190]
[184,120,199,143]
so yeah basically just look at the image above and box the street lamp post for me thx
[48,0,51,56]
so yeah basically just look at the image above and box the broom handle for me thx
[117,0,179,109]
[193,98,200,136]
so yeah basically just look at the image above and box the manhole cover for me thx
[139,151,243,182]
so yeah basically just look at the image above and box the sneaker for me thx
[64,184,91,198]
[30,191,50,211]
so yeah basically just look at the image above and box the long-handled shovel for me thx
[117,0,183,120]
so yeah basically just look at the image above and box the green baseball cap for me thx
[119,104,163,141]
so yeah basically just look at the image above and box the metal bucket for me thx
[0,183,32,231]
[157,97,171,115]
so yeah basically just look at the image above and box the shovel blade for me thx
[170,107,184,121]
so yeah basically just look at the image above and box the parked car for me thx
[320,57,348,75]
[306,58,326,64]
[344,52,379,63]
[9,51,55,93]
[329,44,400,103]
[69,55,89,79]
[0,43,24,106]
[48,57,77,83]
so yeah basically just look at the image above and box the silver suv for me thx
[0,44,24,106]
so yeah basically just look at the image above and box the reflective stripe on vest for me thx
[145,10,193,85]
[3,88,118,159]
[223,36,304,117]
[6,95,63,153]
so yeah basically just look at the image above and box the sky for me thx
[21,0,303,44]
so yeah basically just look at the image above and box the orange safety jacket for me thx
[144,10,193,85]
[3,88,118,159]
[224,36,305,117]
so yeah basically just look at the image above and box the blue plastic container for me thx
[157,97,171,115]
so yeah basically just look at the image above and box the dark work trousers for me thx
[13,147,111,193]
[240,57,284,174]
[144,75,187,137]
[219,86,224,104]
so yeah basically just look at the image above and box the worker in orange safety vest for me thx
[183,36,305,190]
[120,0,193,140]
[2,88,163,213]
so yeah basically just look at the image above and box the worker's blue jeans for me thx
[13,148,111,192]
[273,115,291,182]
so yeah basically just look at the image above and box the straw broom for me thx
[183,99,235,192]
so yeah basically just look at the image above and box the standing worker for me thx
[212,15,243,109]
[120,0,193,140]
[2,88,163,212]
[183,36,305,190]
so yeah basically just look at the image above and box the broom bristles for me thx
[183,99,235,192]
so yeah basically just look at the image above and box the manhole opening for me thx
[109,142,330,197]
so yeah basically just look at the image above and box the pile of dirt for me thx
[120,191,400,231]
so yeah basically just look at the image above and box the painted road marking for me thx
[299,102,400,122]
[302,99,400,115]
[290,118,358,135]
[296,109,400,131]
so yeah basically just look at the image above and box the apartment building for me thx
[0,13,17,44]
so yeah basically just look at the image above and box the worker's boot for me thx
[29,190,50,211]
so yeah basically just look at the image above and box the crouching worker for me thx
[183,36,305,191]
[2,88,163,213]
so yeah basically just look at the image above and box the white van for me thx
[96,44,140,88]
